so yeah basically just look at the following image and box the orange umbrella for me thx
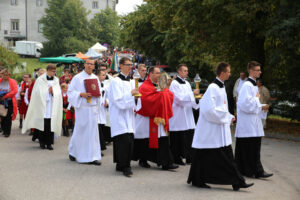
[75,52,90,60]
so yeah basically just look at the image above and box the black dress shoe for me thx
[32,135,38,142]
[116,165,123,172]
[162,164,179,170]
[174,159,186,166]
[47,145,54,150]
[193,183,211,189]
[40,143,46,149]
[89,160,101,166]
[185,159,192,165]
[232,182,254,191]
[69,155,76,161]
[123,168,133,177]
[255,172,273,179]
[4,134,9,138]
[139,161,151,168]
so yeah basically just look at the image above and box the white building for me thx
[0,0,118,48]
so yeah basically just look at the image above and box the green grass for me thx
[11,57,49,82]
[18,57,48,73]
[268,114,300,123]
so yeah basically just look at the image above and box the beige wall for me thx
[0,0,117,47]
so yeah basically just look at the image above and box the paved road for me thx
[0,121,299,200]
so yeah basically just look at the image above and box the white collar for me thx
[216,77,224,84]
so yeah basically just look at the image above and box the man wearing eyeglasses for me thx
[235,61,273,179]
[108,57,141,177]
[67,59,102,165]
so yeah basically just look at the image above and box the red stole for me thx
[137,78,173,148]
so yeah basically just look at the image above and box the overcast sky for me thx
[116,0,144,15]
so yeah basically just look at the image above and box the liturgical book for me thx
[84,79,100,97]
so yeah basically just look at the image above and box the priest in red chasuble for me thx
[134,66,178,170]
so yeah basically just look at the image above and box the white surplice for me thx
[67,70,101,163]
[22,74,62,135]
[103,74,113,127]
[192,79,234,149]
[235,78,264,138]
[169,77,199,131]
[97,81,107,125]
[108,75,141,137]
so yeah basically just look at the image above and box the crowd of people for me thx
[0,58,273,191]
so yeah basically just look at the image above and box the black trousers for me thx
[132,138,149,162]
[187,145,245,186]
[104,125,112,143]
[235,137,265,177]
[113,133,134,170]
[148,136,174,167]
[1,100,13,136]
[36,119,54,146]
[170,129,194,162]
[98,124,106,150]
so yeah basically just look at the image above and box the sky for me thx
[116,0,144,15]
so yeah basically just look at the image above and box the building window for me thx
[38,21,44,33]
[11,19,19,32]
[11,0,17,6]
[92,1,99,9]
[36,0,43,7]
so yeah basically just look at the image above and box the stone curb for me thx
[265,131,300,142]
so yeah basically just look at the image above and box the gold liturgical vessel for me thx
[133,70,142,97]
[194,73,202,99]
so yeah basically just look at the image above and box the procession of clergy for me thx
[21,57,273,191]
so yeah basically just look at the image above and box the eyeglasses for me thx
[86,63,95,66]
[123,64,133,66]
[252,69,261,72]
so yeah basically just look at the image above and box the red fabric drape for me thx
[137,78,173,148]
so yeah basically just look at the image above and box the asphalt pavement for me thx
[0,120,299,200]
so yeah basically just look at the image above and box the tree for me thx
[40,0,93,56]
[119,4,166,64]
[0,45,19,72]
[90,8,120,47]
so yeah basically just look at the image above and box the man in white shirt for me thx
[235,61,273,179]
[169,64,200,165]
[108,57,140,177]
[187,62,253,191]
[233,72,247,101]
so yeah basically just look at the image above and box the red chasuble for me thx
[137,78,173,149]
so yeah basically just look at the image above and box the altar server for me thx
[131,64,151,168]
[187,62,254,191]
[235,61,273,179]
[108,57,141,177]
[169,64,200,165]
